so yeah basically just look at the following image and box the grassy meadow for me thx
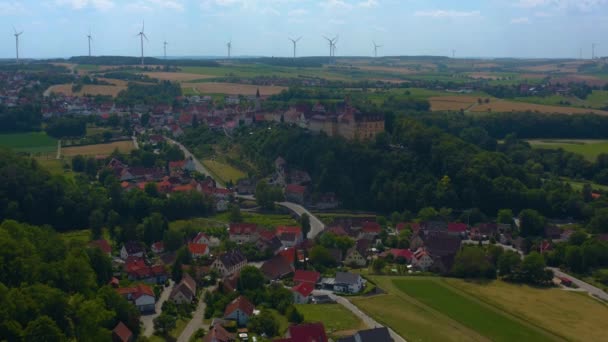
[0,132,57,154]
[295,304,366,338]
[61,140,135,157]
[527,139,608,161]
[202,159,247,185]
[350,276,606,342]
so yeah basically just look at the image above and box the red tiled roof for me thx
[293,270,321,285]
[277,226,302,236]
[112,322,133,342]
[362,221,381,233]
[258,229,276,241]
[448,222,468,233]
[132,284,154,299]
[387,248,413,260]
[292,282,314,297]
[188,243,208,255]
[229,223,258,235]
[285,323,328,342]
[278,247,296,265]
[285,184,306,194]
[397,222,420,233]
[152,241,164,252]
[224,296,255,317]
[89,239,111,254]
[203,323,234,342]
[120,181,130,189]
[169,160,186,169]
[192,232,210,243]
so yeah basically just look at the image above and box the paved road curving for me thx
[276,201,325,239]
[166,137,225,189]
[548,267,608,301]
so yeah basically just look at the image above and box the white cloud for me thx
[515,0,608,11]
[414,10,481,18]
[0,1,26,15]
[54,0,115,11]
[510,17,530,23]
[288,8,308,16]
[358,0,378,8]
[320,0,353,11]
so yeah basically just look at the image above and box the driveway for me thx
[141,280,174,337]
[313,290,407,342]
[548,267,608,301]
[177,286,217,342]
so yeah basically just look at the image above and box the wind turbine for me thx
[592,43,597,59]
[13,27,23,63]
[163,41,168,59]
[87,29,93,57]
[226,40,232,59]
[373,41,382,58]
[289,36,302,58]
[323,35,338,57]
[452,49,456,58]
[136,21,148,66]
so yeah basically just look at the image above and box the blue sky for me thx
[1,0,607,59]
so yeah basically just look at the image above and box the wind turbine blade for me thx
[143,33,149,41]
[142,21,145,33]
[296,37,302,42]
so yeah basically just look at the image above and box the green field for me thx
[351,276,607,342]
[0,132,57,154]
[212,212,298,227]
[513,91,608,110]
[294,304,366,337]
[202,159,247,185]
[394,279,556,342]
[527,139,608,161]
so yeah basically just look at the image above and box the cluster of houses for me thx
[0,72,38,107]
[106,157,232,211]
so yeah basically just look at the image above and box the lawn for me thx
[202,159,247,185]
[212,212,298,228]
[294,304,366,337]
[564,178,608,192]
[61,140,135,157]
[0,132,57,154]
[61,230,91,244]
[393,278,557,342]
[527,139,608,161]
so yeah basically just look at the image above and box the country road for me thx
[177,286,216,342]
[166,138,225,189]
[548,267,608,301]
[313,290,407,342]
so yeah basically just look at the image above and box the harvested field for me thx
[142,72,215,82]
[182,82,286,96]
[552,75,607,87]
[46,78,128,97]
[429,96,480,111]
[468,72,502,80]
[470,99,608,115]
[357,65,418,75]
[62,141,135,157]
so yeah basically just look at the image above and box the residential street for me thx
[313,290,407,342]
[548,267,608,301]
[177,286,216,342]
[141,280,174,337]
[277,201,325,239]
[166,138,225,189]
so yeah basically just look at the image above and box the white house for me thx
[170,274,197,304]
[120,241,144,260]
[291,283,314,304]
[412,248,434,271]
[333,272,364,294]
[211,250,247,277]
[192,232,220,248]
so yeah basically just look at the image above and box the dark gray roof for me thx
[335,272,361,285]
[218,250,246,268]
[338,327,393,342]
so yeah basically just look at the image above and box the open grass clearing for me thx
[295,304,366,338]
[142,72,216,82]
[564,178,608,192]
[445,278,608,342]
[212,212,298,228]
[202,159,247,184]
[182,82,286,96]
[469,99,608,115]
[61,140,135,157]
[0,132,57,154]
[393,278,558,342]
[527,139,608,161]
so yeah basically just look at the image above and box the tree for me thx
[228,204,243,223]
[172,259,183,282]
[565,246,585,273]
[86,247,112,286]
[518,209,546,237]
[568,231,587,246]
[72,155,86,172]
[89,209,105,240]
[497,251,521,277]
[23,316,66,342]
[255,181,283,210]
[519,252,553,285]
[300,213,311,240]
[163,229,183,252]
[417,207,438,221]
[248,309,279,337]
[309,245,335,269]
[238,266,265,292]
[154,313,177,336]
[144,182,160,198]
[588,208,608,233]
[372,258,387,274]
[142,213,167,245]
[497,209,514,225]
[451,247,496,279]
[286,306,303,324]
